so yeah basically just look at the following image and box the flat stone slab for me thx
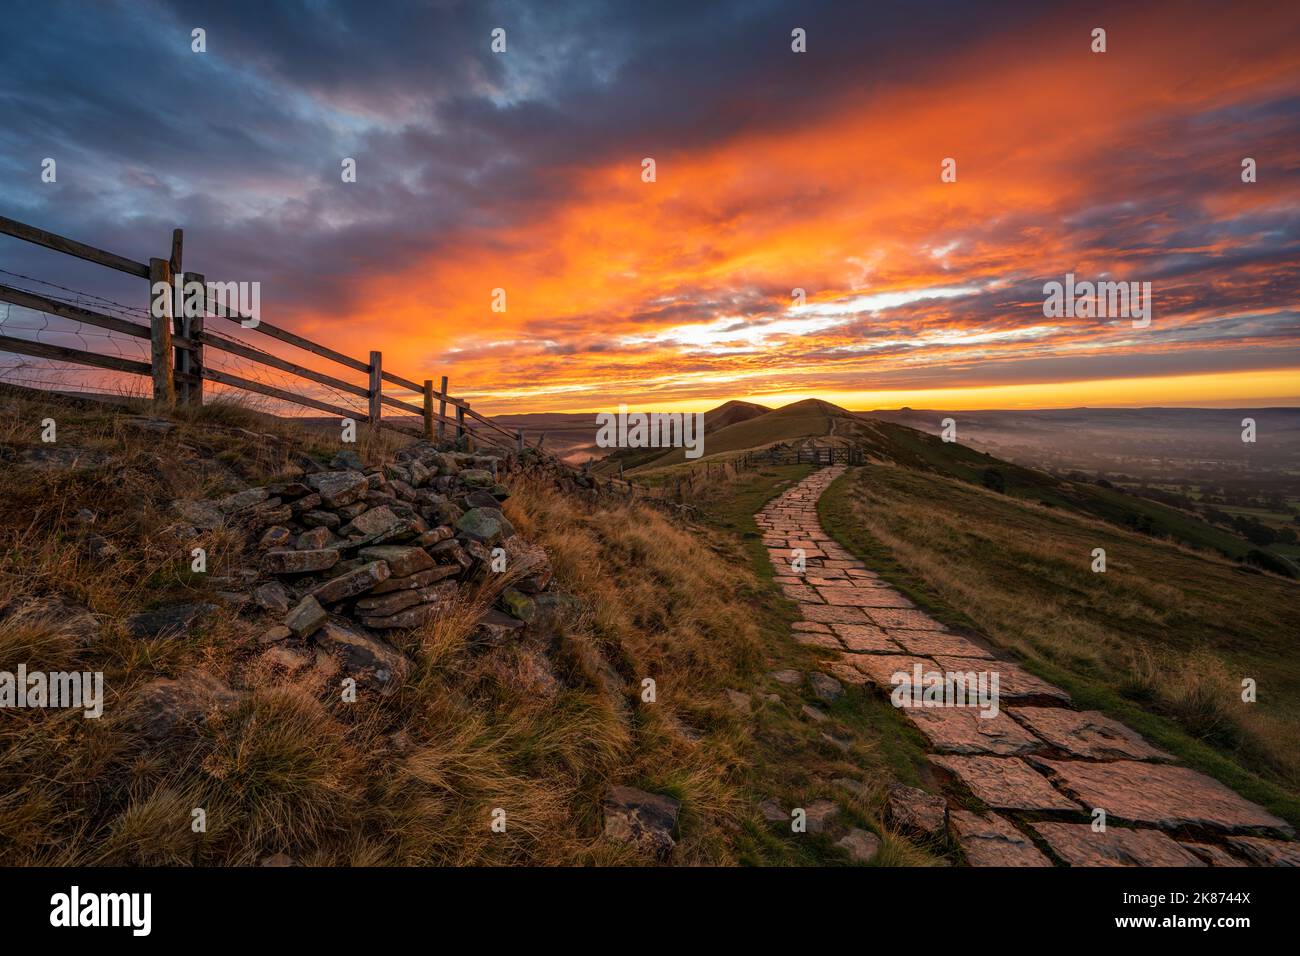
[799,603,871,625]
[863,608,942,630]
[1031,823,1205,867]
[888,629,993,658]
[816,586,903,607]
[794,630,843,651]
[933,656,1070,703]
[906,708,1044,756]
[1223,836,1300,866]
[792,620,832,633]
[1008,707,1173,761]
[849,653,938,688]
[782,585,823,603]
[1179,842,1248,867]
[1033,759,1292,834]
[931,755,1079,811]
[949,810,1051,867]
[830,623,899,653]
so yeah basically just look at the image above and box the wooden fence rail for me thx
[0,215,543,454]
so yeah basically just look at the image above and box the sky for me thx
[1,0,1298,414]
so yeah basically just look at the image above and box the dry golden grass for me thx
[822,463,1300,805]
[0,391,792,865]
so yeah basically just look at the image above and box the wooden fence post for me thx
[368,351,382,425]
[422,379,435,441]
[168,231,186,404]
[183,271,205,405]
[455,401,466,443]
[438,375,448,443]
[516,428,524,451]
[148,258,175,405]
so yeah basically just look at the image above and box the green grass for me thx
[687,462,944,865]
[819,464,1300,827]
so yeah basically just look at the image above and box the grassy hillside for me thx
[0,390,935,866]
[631,398,838,472]
[820,464,1300,823]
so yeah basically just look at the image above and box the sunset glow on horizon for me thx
[3,2,1298,415]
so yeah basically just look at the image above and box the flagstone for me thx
[829,622,899,653]
[1223,836,1300,866]
[906,708,1043,756]
[931,755,1079,811]
[1032,759,1292,834]
[933,656,1070,703]
[864,607,940,629]
[1008,706,1172,761]
[799,603,871,624]
[1031,823,1205,867]
[887,629,994,658]
[948,810,1051,867]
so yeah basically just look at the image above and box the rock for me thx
[1178,842,1248,867]
[126,602,217,639]
[310,560,391,604]
[337,501,368,521]
[1223,836,1300,866]
[464,490,500,509]
[1030,823,1206,867]
[241,500,290,530]
[803,799,840,834]
[259,526,293,549]
[262,548,340,575]
[903,708,1043,756]
[948,810,1051,867]
[174,500,224,530]
[359,601,442,629]
[458,468,495,488]
[603,785,680,858]
[216,487,269,514]
[300,509,340,529]
[837,828,882,863]
[504,539,553,593]
[259,625,292,644]
[252,582,291,615]
[261,645,312,674]
[357,545,433,578]
[808,671,843,703]
[428,539,472,569]
[288,492,321,514]
[128,670,244,740]
[414,526,454,547]
[1031,758,1293,835]
[355,589,427,617]
[306,470,369,508]
[725,689,752,715]
[931,755,1080,812]
[342,505,401,539]
[455,507,515,545]
[1006,707,1173,762]
[296,527,334,550]
[284,595,327,638]
[801,703,829,722]
[500,588,535,622]
[312,619,409,694]
[759,798,788,825]
[330,449,365,471]
[3,598,101,646]
[885,783,948,840]
[367,564,459,594]
[267,481,312,501]
[472,608,526,645]
[768,669,802,687]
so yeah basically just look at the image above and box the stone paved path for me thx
[757,466,1298,867]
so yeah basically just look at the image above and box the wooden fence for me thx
[0,214,543,457]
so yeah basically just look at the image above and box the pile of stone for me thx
[175,441,556,693]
